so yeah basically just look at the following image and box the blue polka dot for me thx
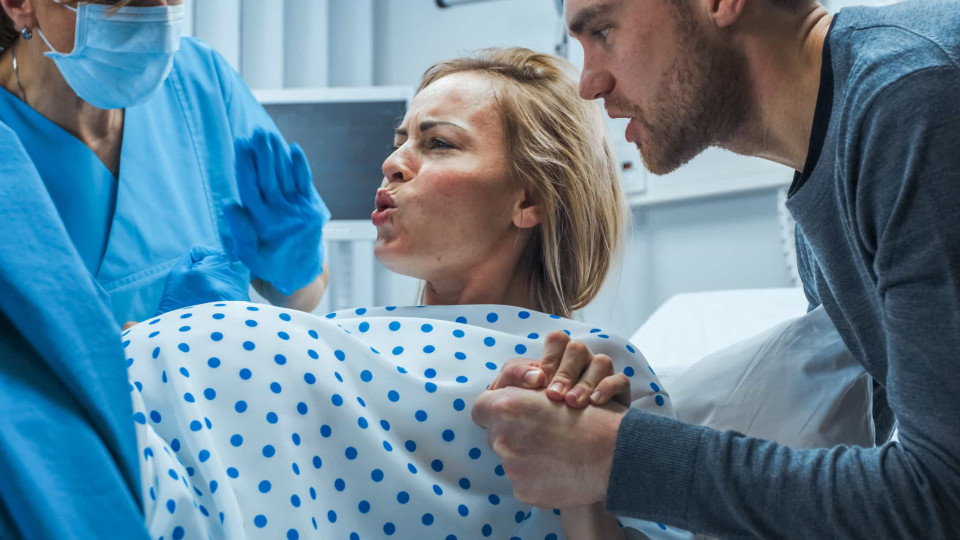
[212,313,225,320]
[358,417,369,429]
[390,346,404,356]
[262,445,276,458]
[424,368,437,379]
[203,388,216,400]
[274,353,288,365]
[189,420,202,431]
[423,345,436,353]
[518,310,531,319]
[528,332,539,339]
[383,523,395,535]
[387,390,400,402]
[453,329,465,338]
[425,382,437,393]
[328,510,337,523]
[549,314,561,319]
[360,370,373,382]
[483,337,496,347]
[334,372,344,383]
[453,399,466,411]
[166,498,176,513]
[389,321,401,331]
[359,322,370,333]
[270,382,282,394]
[304,372,317,384]
[624,366,636,377]
[227,467,239,478]
[371,469,384,482]
[258,480,271,493]
[243,341,255,351]
[267,412,278,424]
[332,394,343,406]
[431,459,444,472]
[234,400,248,413]
[308,349,319,359]
[312,456,322,469]
[456,376,468,383]
[483,524,493,536]
[358,500,371,513]
[291,494,301,508]
[397,491,410,504]
[246,306,259,311]
[170,439,180,452]
[346,447,358,460]
[133,412,146,425]
[245,319,258,328]
[355,307,367,315]
[515,344,528,355]
[292,462,301,475]
[626,344,636,353]
[239,368,252,380]
[469,447,482,459]
[656,395,665,406]
[405,440,417,452]
[442,429,455,442]
[488,494,500,505]
[292,433,301,445]
[172,525,185,540]
[279,313,291,321]
[421,512,436,525]
[455,352,467,360]
[485,362,497,370]
[211,332,223,341]
[458,504,469,516]
[210,480,218,493]
[208,357,221,368]
[515,511,525,523]
[198,449,210,462]
[179,325,191,332]
[459,477,471,489]
[205,417,213,429]
[320,425,332,437]
[495,464,505,476]
[297,402,308,415]
[179,367,190,378]
[230,434,243,447]
[415,410,427,422]
[546,534,559,540]
[397,366,407,373]
[334,350,346,361]
[254,514,267,527]
[178,343,190,353]
[325,313,336,319]
[650,382,661,392]
[432,484,443,496]
[277,331,290,340]
[335,478,346,491]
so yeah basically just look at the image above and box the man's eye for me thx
[594,27,611,42]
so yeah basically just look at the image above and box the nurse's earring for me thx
[20,27,33,40]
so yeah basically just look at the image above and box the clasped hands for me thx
[472,331,631,515]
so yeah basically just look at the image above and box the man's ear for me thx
[1,0,39,31]
[705,0,747,28]
[513,190,542,230]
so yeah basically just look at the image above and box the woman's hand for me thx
[224,129,331,299]
[488,331,631,408]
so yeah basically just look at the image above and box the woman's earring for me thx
[20,27,33,40]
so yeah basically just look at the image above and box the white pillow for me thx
[669,306,875,449]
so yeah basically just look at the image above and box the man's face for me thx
[567,0,755,175]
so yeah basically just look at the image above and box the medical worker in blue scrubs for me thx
[0,0,331,325]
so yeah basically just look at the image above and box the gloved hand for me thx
[155,245,251,316]
[224,129,331,296]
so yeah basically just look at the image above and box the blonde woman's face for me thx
[373,72,524,283]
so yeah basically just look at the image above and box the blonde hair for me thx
[418,48,626,318]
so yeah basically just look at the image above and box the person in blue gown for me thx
[0,1,330,537]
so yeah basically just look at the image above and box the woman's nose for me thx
[382,147,413,183]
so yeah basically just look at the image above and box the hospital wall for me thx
[185,0,889,337]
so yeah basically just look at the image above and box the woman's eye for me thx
[428,138,455,150]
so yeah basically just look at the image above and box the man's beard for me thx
[613,3,757,176]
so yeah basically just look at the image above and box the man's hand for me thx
[488,331,631,407]
[472,386,628,508]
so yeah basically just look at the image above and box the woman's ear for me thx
[1,0,38,30]
[513,190,541,230]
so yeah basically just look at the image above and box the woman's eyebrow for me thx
[419,120,467,133]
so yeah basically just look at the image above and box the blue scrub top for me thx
[0,37,285,324]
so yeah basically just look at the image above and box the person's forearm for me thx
[560,502,625,540]
[253,262,329,312]
[607,410,960,538]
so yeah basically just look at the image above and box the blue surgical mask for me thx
[37,1,185,110]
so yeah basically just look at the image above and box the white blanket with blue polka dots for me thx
[124,302,688,539]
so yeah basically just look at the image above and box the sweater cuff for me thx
[606,408,705,523]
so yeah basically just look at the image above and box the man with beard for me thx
[473,0,960,537]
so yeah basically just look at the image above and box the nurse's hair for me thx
[1,1,134,51]
[418,48,625,318]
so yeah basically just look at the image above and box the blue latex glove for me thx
[155,246,251,316]
[224,129,331,296]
